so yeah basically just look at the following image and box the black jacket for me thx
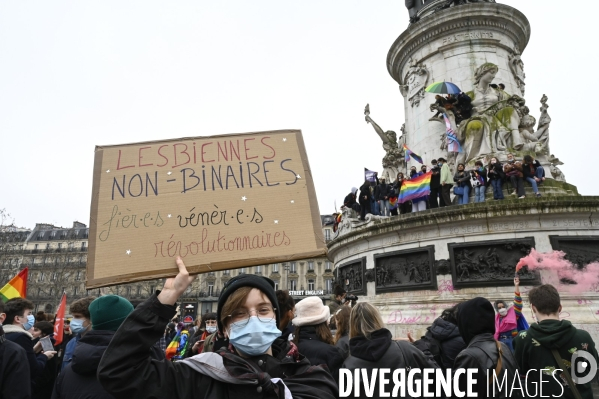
[0,335,31,399]
[374,183,390,201]
[453,170,471,187]
[296,326,344,381]
[98,294,338,399]
[358,183,371,204]
[453,333,521,398]
[342,329,436,399]
[52,330,117,399]
[343,193,357,208]
[430,165,441,188]
[4,325,47,389]
[522,160,543,179]
[487,162,505,181]
[334,334,349,359]
[414,317,466,371]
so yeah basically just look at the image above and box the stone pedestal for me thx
[328,198,599,343]
[388,2,530,167]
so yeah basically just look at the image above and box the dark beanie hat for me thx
[217,274,280,333]
[456,297,495,344]
[89,295,134,332]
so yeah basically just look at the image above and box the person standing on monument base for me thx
[374,177,391,216]
[453,163,472,205]
[514,284,599,399]
[97,257,338,399]
[487,156,505,200]
[438,157,453,207]
[429,159,442,208]
[358,179,372,221]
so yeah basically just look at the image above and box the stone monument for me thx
[331,0,599,345]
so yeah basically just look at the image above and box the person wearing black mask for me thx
[454,297,520,398]
[374,177,390,216]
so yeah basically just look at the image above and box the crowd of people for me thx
[2,258,596,398]
[342,154,547,219]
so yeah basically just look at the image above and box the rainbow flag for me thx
[399,172,432,204]
[403,144,423,164]
[0,268,28,302]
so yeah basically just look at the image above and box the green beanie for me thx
[89,295,133,332]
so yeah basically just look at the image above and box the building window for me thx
[52,272,58,281]
[34,244,39,250]
[37,233,44,240]
[75,270,82,281]
[308,261,314,271]
[50,231,57,239]
[326,279,333,292]
[308,279,315,291]
[239,268,246,275]
[49,288,55,295]
[150,285,156,293]
[326,261,332,271]
[223,269,230,275]
[290,262,296,273]
[68,242,74,251]
[81,242,87,250]
[39,272,45,282]
[45,243,50,250]
[137,286,142,296]
[274,282,279,291]
[272,263,279,273]
[58,243,62,249]
[208,283,214,297]
[73,286,78,296]
[126,286,131,296]
[290,280,297,291]
[325,228,331,241]
[255,266,262,274]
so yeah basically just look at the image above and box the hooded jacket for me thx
[52,330,116,399]
[97,294,337,399]
[0,330,32,399]
[426,317,466,370]
[342,329,436,399]
[454,298,521,398]
[514,319,599,399]
[4,324,47,388]
[295,325,344,381]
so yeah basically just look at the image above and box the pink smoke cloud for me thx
[516,249,599,293]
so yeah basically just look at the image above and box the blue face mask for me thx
[22,314,35,331]
[228,316,281,356]
[70,318,86,335]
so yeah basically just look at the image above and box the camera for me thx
[344,294,359,303]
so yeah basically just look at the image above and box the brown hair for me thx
[33,321,54,336]
[5,298,35,325]
[69,297,96,319]
[334,306,351,345]
[220,287,272,331]
[293,322,334,345]
[349,302,385,339]
[528,284,561,315]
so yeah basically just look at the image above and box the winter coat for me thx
[503,160,523,178]
[426,317,466,370]
[514,319,599,399]
[4,324,47,389]
[374,183,390,201]
[97,294,338,399]
[430,165,441,188]
[440,163,454,185]
[61,333,81,371]
[0,334,32,399]
[296,326,344,381]
[52,330,117,399]
[342,329,437,399]
[487,162,505,181]
[334,334,349,359]
[358,182,371,204]
[453,333,520,398]
[453,170,471,188]
[343,193,357,209]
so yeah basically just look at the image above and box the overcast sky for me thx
[1,0,595,229]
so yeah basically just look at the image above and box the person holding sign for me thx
[97,257,338,399]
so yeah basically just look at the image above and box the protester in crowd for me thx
[370,180,380,216]
[471,160,487,203]
[358,179,372,221]
[333,306,351,359]
[98,259,338,399]
[31,321,59,398]
[53,295,134,399]
[514,284,599,399]
[522,154,544,198]
[487,156,505,200]
[453,297,520,398]
[504,153,526,198]
[185,312,217,357]
[394,173,412,214]
[410,305,466,371]
[32,321,54,341]
[61,296,96,371]
[35,311,47,323]
[494,276,524,352]
[293,296,344,382]
[439,157,453,207]
[410,165,428,212]
[342,302,436,399]
[0,299,32,399]
[276,290,296,341]
[429,159,442,208]
[453,163,472,205]
[343,187,361,214]
[374,177,391,216]
[328,284,346,315]
[4,298,55,390]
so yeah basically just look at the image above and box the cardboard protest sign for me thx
[87,130,326,288]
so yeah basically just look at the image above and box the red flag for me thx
[53,292,67,345]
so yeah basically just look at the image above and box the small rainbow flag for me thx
[399,172,432,204]
[403,144,423,164]
[0,267,28,302]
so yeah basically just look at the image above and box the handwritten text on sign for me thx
[87,130,325,288]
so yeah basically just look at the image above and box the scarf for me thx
[494,307,517,340]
